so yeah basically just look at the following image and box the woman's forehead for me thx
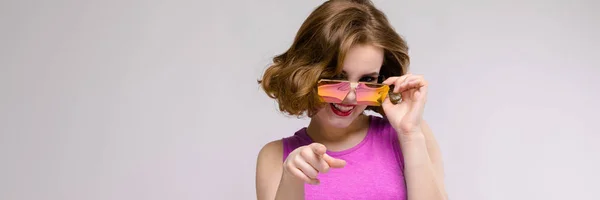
[341,44,384,75]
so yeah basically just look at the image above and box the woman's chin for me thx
[322,118,350,128]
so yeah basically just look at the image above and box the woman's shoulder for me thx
[257,139,283,164]
[257,128,310,163]
[256,139,284,182]
[255,139,284,197]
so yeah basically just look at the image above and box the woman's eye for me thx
[359,77,376,82]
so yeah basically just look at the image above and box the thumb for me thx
[323,153,346,168]
[382,95,393,114]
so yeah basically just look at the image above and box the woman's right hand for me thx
[283,143,347,185]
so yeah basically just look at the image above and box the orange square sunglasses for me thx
[316,75,400,106]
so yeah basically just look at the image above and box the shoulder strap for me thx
[281,128,312,161]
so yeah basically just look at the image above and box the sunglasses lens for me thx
[356,83,389,106]
[317,80,350,103]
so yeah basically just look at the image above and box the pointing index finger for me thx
[382,77,400,85]
[382,73,411,86]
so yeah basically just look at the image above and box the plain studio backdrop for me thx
[1,0,599,199]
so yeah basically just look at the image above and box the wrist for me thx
[396,130,426,143]
[396,133,431,168]
[281,169,304,186]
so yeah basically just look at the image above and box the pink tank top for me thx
[282,115,407,200]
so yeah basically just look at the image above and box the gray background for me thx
[1,0,599,199]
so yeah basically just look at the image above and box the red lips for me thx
[330,103,354,117]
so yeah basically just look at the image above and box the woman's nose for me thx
[341,82,358,104]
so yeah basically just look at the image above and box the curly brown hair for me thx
[258,0,409,117]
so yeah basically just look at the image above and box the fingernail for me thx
[312,179,320,185]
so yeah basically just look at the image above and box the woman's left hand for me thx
[381,73,428,137]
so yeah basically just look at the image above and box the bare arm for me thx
[398,120,448,200]
[255,140,304,200]
[421,120,446,186]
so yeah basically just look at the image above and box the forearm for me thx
[274,172,304,200]
[400,134,447,200]
[421,121,445,182]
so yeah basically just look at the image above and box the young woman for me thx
[256,0,447,199]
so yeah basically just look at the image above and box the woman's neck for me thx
[306,114,371,144]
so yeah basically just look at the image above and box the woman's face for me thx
[313,44,384,128]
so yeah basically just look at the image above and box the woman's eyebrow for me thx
[362,72,379,77]
[339,71,379,77]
